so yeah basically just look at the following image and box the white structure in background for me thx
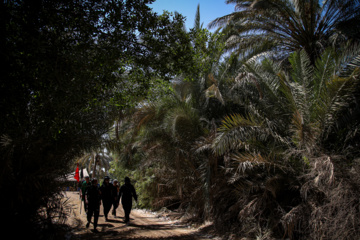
[66,168,90,182]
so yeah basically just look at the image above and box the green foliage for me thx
[107,10,360,238]
[187,28,226,81]
[107,7,232,214]
[110,160,157,209]
[213,46,360,238]
[0,0,194,236]
[211,0,360,64]
[139,10,195,79]
[3,0,359,238]
[105,2,360,239]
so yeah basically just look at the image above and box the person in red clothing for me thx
[119,177,137,224]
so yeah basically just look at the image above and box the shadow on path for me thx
[66,192,212,240]
[72,221,206,240]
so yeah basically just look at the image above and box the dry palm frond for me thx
[213,113,263,156]
[205,84,225,105]
[133,104,157,130]
[309,182,360,240]
[0,134,12,147]
[0,134,14,178]
[280,204,306,239]
[204,74,225,106]
[300,156,335,203]
[312,156,335,186]
[238,198,258,220]
[230,152,268,174]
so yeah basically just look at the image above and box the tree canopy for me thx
[2,1,360,239]
[0,0,193,237]
[210,0,360,64]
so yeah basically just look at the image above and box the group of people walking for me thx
[80,176,138,232]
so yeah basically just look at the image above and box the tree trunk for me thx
[176,149,182,200]
[92,153,99,178]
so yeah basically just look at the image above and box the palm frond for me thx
[213,113,263,156]
[214,0,360,65]
[194,4,201,31]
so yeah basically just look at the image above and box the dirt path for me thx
[63,191,217,240]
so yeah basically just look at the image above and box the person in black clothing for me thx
[80,176,91,214]
[112,179,120,217]
[100,176,114,221]
[119,177,137,224]
[85,178,101,232]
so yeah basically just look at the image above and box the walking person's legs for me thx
[83,199,88,214]
[86,208,93,228]
[112,202,118,216]
[93,208,99,232]
[123,205,131,223]
[103,202,112,221]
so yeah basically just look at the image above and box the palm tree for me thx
[215,45,360,161]
[75,150,113,179]
[106,5,236,216]
[210,0,360,65]
[211,46,360,238]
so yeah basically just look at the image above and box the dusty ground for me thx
[63,191,220,240]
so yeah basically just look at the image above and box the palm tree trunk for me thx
[176,148,182,200]
[204,156,211,217]
[92,153,99,178]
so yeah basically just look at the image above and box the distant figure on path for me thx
[85,178,101,233]
[80,176,91,214]
[119,177,138,224]
[100,176,114,221]
[112,179,120,217]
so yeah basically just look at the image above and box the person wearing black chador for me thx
[112,179,120,217]
[100,176,114,221]
[85,178,101,232]
[119,177,137,224]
